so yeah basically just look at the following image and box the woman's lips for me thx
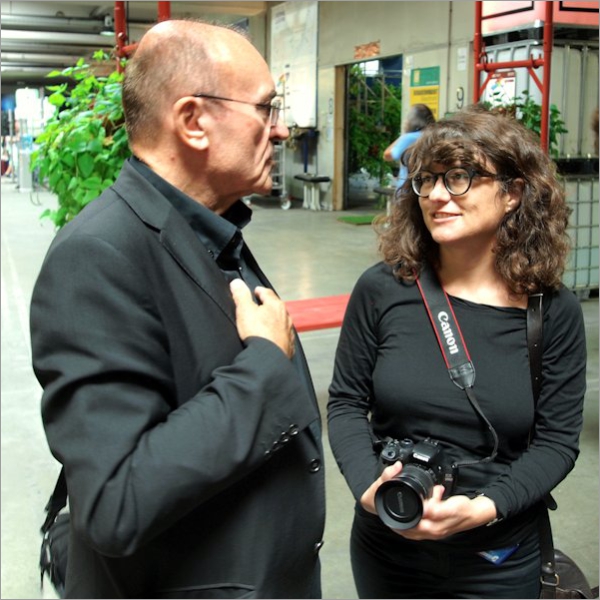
[433,212,460,219]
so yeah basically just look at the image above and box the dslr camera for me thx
[374,437,457,530]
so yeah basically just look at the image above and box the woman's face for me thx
[416,162,520,253]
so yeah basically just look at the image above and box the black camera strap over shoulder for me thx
[415,262,498,467]
[415,263,475,390]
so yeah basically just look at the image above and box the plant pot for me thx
[348,170,379,202]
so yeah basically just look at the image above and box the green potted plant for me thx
[483,90,568,158]
[32,51,130,229]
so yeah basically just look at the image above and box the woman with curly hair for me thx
[328,105,587,598]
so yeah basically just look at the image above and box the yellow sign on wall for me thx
[410,67,440,119]
[409,87,439,119]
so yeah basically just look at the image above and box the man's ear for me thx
[173,97,209,151]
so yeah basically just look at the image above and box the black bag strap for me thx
[527,293,578,598]
[41,468,67,534]
[527,293,544,405]
[527,294,562,598]
[539,505,561,598]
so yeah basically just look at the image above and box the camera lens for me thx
[374,465,436,530]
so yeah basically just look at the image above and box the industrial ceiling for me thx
[1,1,270,93]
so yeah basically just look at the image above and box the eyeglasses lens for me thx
[412,168,472,197]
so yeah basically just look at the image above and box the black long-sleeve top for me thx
[328,262,587,548]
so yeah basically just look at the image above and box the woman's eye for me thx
[450,171,468,182]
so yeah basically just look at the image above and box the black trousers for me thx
[350,507,541,599]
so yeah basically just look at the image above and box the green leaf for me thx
[48,93,67,107]
[87,138,103,154]
[48,169,63,190]
[80,176,103,190]
[82,189,99,205]
[61,154,76,168]
[77,153,95,178]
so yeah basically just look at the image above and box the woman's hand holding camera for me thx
[394,491,498,541]
[360,461,498,540]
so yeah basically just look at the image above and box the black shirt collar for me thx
[129,156,252,263]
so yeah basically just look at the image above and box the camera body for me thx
[375,437,456,530]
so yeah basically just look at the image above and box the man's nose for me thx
[271,120,289,141]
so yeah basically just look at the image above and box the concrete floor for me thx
[1,178,598,599]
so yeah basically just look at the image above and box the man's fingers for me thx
[254,286,278,305]
[230,278,252,306]
[229,280,294,359]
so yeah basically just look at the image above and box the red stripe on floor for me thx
[285,294,350,332]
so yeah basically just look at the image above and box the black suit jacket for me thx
[31,161,326,598]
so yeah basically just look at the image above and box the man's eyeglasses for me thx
[191,93,282,126]
[411,167,496,198]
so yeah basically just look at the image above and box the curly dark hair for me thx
[375,104,571,295]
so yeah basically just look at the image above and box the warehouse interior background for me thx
[2,1,598,210]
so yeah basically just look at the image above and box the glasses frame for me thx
[411,166,497,198]
[191,93,282,126]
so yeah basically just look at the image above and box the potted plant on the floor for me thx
[31,51,130,229]
[347,65,403,204]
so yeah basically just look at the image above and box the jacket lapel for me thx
[111,162,237,326]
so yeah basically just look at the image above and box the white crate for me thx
[563,176,599,295]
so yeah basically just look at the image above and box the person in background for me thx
[30,20,325,599]
[328,105,586,599]
[383,103,435,189]
[1,146,12,177]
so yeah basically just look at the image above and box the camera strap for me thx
[415,263,498,465]
[415,263,475,390]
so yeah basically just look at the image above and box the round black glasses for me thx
[411,167,492,198]
[191,93,282,126]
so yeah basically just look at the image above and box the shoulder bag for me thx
[40,467,68,597]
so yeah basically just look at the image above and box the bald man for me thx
[31,20,325,598]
